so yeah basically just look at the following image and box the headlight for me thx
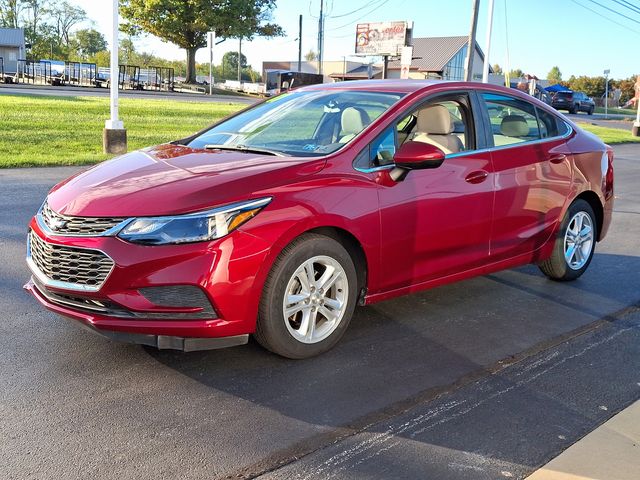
[117,197,271,245]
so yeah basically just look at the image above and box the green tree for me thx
[615,75,638,104]
[22,0,50,45]
[51,1,85,46]
[118,36,136,64]
[71,28,107,58]
[304,49,317,61]
[222,50,247,73]
[491,63,502,75]
[0,0,23,28]
[547,66,562,85]
[567,75,606,98]
[120,0,283,83]
[508,68,524,79]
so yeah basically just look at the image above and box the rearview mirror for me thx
[393,141,445,170]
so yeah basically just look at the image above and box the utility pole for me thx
[604,69,610,119]
[103,0,126,154]
[464,0,480,82]
[317,0,324,76]
[237,37,242,83]
[298,14,302,72]
[634,75,640,137]
[207,31,215,95]
[482,0,494,83]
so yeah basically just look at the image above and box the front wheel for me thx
[255,234,358,359]
[539,199,597,281]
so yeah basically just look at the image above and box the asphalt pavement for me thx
[0,144,639,479]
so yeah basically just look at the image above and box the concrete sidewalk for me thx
[527,400,640,480]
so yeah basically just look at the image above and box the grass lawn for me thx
[578,123,640,145]
[0,94,245,167]
[1,94,638,168]
[594,106,637,116]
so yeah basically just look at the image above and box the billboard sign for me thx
[355,21,408,56]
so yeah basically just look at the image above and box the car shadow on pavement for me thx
[147,252,640,423]
[143,252,640,476]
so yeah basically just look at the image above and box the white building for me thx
[0,28,26,75]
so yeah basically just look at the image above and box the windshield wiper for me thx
[203,144,286,157]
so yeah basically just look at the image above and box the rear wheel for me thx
[569,104,577,114]
[539,199,597,281]
[255,234,358,359]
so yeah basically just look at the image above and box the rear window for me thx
[555,92,572,98]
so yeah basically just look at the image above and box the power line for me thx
[326,0,390,31]
[583,0,640,24]
[611,0,640,15]
[569,0,640,35]
[326,0,385,19]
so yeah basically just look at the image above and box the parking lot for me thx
[1,144,638,479]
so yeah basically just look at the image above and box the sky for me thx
[68,0,640,79]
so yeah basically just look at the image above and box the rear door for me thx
[478,92,573,262]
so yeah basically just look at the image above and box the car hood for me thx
[47,144,326,217]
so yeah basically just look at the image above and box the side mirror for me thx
[393,141,446,170]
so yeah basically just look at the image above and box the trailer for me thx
[265,70,324,96]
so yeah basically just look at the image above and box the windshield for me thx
[187,89,404,157]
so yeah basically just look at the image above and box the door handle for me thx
[465,170,489,184]
[548,154,566,164]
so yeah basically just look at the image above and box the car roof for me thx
[299,79,534,96]
[300,79,446,94]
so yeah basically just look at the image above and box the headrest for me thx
[341,107,369,136]
[500,115,530,137]
[416,105,454,135]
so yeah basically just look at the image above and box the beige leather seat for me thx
[412,105,463,154]
[338,107,370,143]
[492,115,529,146]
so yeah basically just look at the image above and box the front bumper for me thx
[26,278,248,351]
[25,217,273,344]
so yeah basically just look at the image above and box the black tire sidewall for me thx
[258,235,358,359]
[552,199,597,280]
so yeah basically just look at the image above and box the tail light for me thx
[603,149,614,200]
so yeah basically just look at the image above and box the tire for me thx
[588,106,594,115]
[569,105,577,114]
[255,233,358,359]
[539,199,597,281]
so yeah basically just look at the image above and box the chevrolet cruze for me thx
[25,80,614,358]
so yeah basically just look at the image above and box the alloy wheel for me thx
[282,255,348,344]
[564,211,594,270]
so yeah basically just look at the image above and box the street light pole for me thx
[603,69,610,119]
[103,0,126,154]
[482,0,494,83]
[207,31,215,95]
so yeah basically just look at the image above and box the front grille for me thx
[28,230,114,289]
[41,202,125,236]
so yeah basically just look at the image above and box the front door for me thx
[372,94,494,293]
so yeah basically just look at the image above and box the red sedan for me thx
[25,80,614,358]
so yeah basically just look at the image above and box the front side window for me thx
[188,90,404,157]
[397,97,472,154]
[370,127,397,167]
[481,93,541,146]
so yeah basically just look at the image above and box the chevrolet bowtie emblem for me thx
[49,217,67,231]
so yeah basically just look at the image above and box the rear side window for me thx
[536,108,559,138]
[480,93,541,146]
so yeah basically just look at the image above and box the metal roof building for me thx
[387,35,490,81]
[0,28,26,75]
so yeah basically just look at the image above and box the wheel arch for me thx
[306,226,368,303]
[574,190,604,241]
